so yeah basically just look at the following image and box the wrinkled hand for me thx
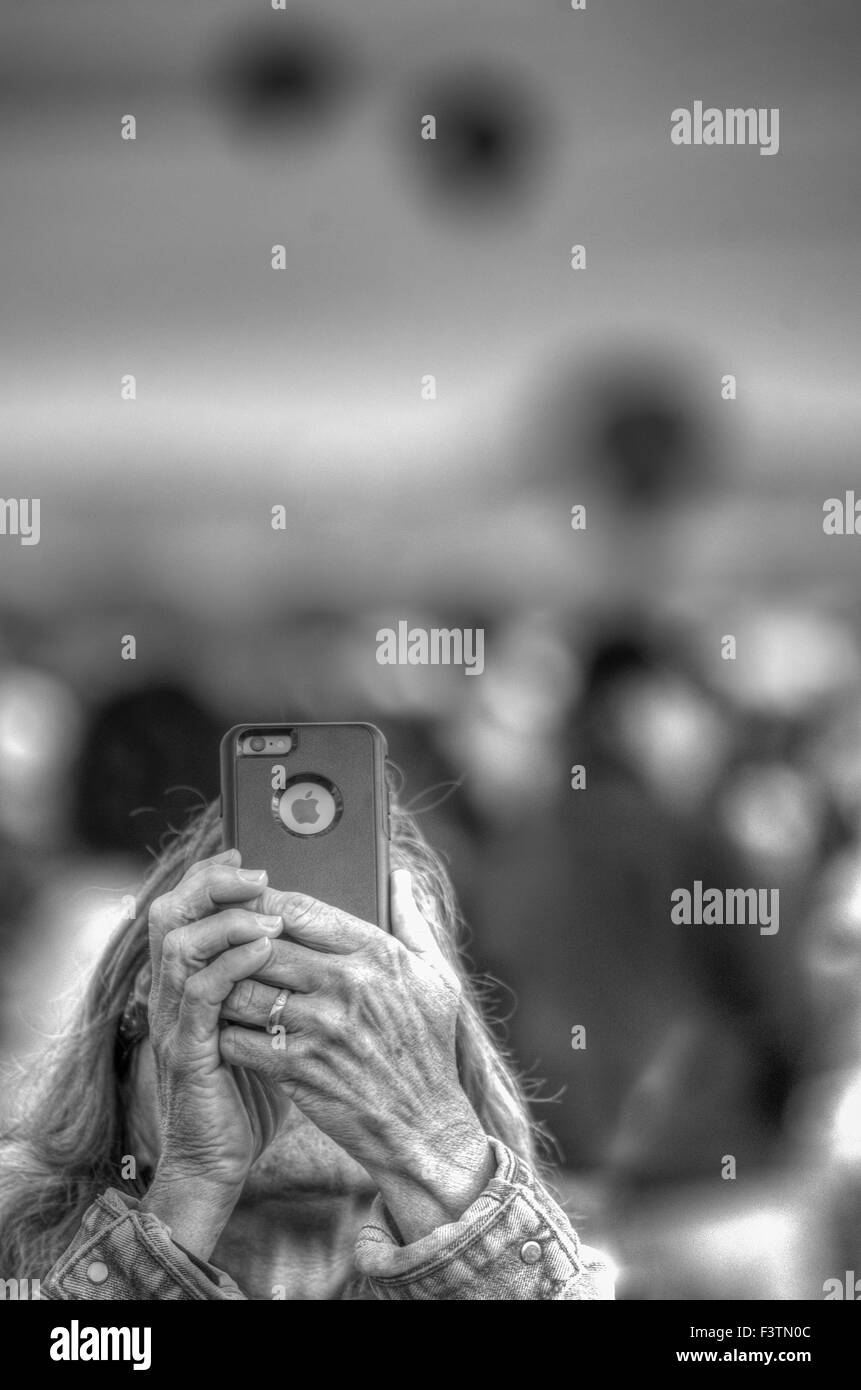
[219,870,494,1241]
[140,849,291,1256]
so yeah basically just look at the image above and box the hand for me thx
[141,849,291,1257]
[219,870,494,1241]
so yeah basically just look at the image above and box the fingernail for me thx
[250,935,273,955]
[237,869,267,883]
[255,915,282,932]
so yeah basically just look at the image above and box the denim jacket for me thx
[41,1138,613,1301]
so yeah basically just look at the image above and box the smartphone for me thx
[220,722,390,931]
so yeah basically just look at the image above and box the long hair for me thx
[0,791,540,1281]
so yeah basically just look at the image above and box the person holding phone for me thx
[0,734,612,1301]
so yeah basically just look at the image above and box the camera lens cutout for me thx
[240,730,294,756]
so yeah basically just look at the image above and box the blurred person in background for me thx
[0,683,221,1070]
[0,793,612,1301]
[602,680,861,1298]
[788,846,861,1293]
[72,685,222,857]
[471,630,746,1174]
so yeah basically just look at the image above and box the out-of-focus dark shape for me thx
[407,66,546,210]
[215,18,355,139]
[596,393,691,506]
[73,684,221,855]
[535,350,716,504]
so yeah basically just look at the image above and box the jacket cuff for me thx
[42,1188,246,1300]
[354,1137,614,1300]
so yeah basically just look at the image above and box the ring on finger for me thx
[267,989,290,1034]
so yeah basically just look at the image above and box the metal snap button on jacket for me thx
[520,1240,542,1264]
[86,1260,109,1284]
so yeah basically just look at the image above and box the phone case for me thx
[220,722,390,930]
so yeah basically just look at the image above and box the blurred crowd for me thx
[0,597,860,1300]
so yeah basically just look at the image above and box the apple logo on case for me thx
[291,789,320,824]
[275,777,340,836]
